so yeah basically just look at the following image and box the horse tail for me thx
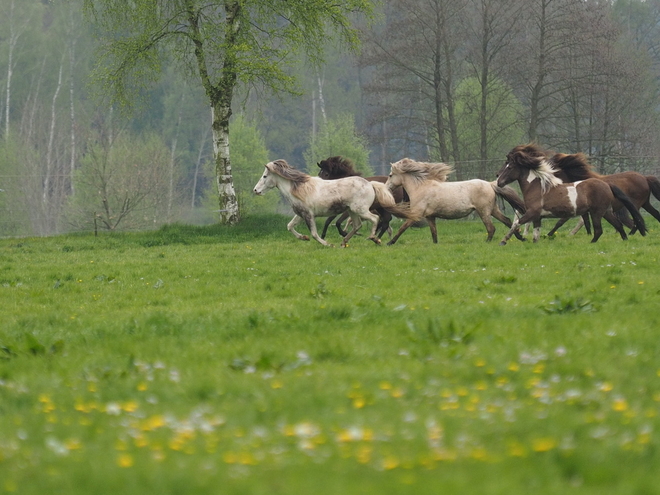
[370,181,416,220]
[611,184,647,236]
[491,182,526,214]
[371,181,396,208]
[646,175,660,202]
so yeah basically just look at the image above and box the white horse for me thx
[384,158,526,245]
[253,159,398,247]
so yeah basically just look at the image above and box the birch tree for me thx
[82,0,374,225]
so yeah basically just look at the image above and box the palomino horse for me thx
[496,145,647,244]
[384,158,526,245]
[253,159,398,247]
[317,156,407,239]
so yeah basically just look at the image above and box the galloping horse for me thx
[384,158,526,245]
[540,148,660,235]
[253,159,398,247]
[497,145,647,244]
[317,156,407,239]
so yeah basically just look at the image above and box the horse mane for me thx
[266,159,314,200]
[509,144,563,191]
[391,158,453,183]
[551,152,598,181]
[318,156,362,178]
[531,159,564,192]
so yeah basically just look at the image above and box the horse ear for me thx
[317,162,322,168]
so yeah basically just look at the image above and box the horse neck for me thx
[396,175,422,197]
[273,175,298,202]
[516,174,543,199]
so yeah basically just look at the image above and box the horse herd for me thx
[252,143,660,247]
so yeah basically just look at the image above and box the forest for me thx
[1,0,660,236]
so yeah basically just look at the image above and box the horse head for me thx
[498,144,545,186]
[317,156,361,180]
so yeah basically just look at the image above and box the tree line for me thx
[1,0,660,236]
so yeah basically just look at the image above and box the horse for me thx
[496,144,647,244]
[253,159,398,247]
[538,148,660,236]
[384,158,527,245]
[316,156,407,239]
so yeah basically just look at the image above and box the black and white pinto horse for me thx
[253,159,398,247]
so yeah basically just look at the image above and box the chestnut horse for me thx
[317,156,407,239]
[253,160,398,247]
[497,145,646,244]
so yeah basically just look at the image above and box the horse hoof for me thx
[301,235,310,241]
[370,237,381,245]
[499,241,507,246]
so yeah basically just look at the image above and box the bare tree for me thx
[462,0,524,176]
[360,0,467,168]
[3,0,34,141]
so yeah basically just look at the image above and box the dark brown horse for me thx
[497,144,646,244]
[541,149,660,235]
[317,156,407,239]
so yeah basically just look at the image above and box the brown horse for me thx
[317,156,407,239]
[540,149,660,235]
[497,144,646,244]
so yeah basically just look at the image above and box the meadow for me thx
[1,214,660,494]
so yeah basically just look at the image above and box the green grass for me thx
[1,214,660,494]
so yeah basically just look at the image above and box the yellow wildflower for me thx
[612,398,629,412]
[532,438,556,452]
[117,454,134,468]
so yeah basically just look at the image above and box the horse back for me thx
[601,172,649,208]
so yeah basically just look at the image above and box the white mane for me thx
[529,159,563,192]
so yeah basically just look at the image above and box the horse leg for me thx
[583,214,592,235]
[642,201,660,225]
[500,210,538,245]
[479,215,496,242]
[426,217,439,243]
[569,217,584,235]
[287,215,311,241]
[298,212,333,246]
[363,210,382,245]
[491,208,525,241]
[341,210,378,246]
[532,219,543,242]
[341,213,362,246]
[376,209,392,239]
[387,219,416,246]
[321,215,336,239]
[589,213,605,243]
[336,211,351,237]
[547,218,569,236]
[603,210,628,241]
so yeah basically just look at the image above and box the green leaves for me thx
[541,295,596,315]
[83,0,374,108]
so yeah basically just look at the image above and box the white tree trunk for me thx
[68,4,77,195]
[5,0,16,141]
[43,57,64,209]
[211,105,239,225]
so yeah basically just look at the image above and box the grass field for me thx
[1,214,660,494]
